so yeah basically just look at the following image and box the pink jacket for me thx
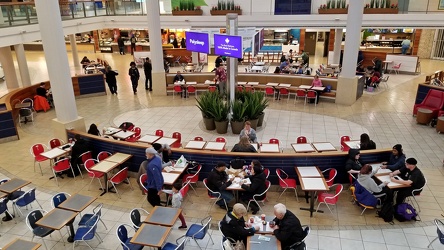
[312,78,323,87]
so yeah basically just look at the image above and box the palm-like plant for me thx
[231,100,248,122]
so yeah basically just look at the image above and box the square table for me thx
[103,127,121,136]
[36,208,78,242]
[2,238,41,250]
[144,206,182,226]
[227,177,251,202]
[344,140,360,149]
[112,130,136,140]
[204,141,226,151]
[249,215,275,235]
[291,143,316,153]
[138,135,161,144]
[295,166,322,178]
[104,152,132,163]
[90,160,120,196]
[266,82,279,87]
[155,137,178,146]
[252,143,258,151]
[130,223,172,248]
[312,142,337,152]
[247,235,281,250]
[162,172,181,185]
[298,84,312,89]
[298,177,329,217]
[251,66,263,72]
[312,86,326,91]
[369,163,392,176]
[237,81,247,85]
[278,83,291,88]
[375,175,410,189]
[260,143,280,153]
[0,178,31,194]
[248,82,259,86]
[40,148,68,161]
[254,62,266,66]
[58,194,96,212]
[184,140,207,150]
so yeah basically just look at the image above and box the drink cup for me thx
[261,214,266,221]
[250,217,254,223]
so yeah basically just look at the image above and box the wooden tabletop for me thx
[295,166,323,178]
[260,143,280,153]
[162,172,181,185]
[375,175,411,189]
[130,223,172,247]
[2,238,41,250]
[184,140,207,150]
[0,191,8,199]
[291,143,316,153]
[40,148,69,160]
[247,235,281,250]
[90,160,120,174]
[104,152,132,163]
[0,178,31,194]
[299,177,329,191]
[144,206,182,227]
[58,194,96,212]
[204,141,226,151]
[155,137,178,146]
[138,135,161,143]
[36,208,78,230]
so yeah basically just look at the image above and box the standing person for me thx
[239,121,257,143]
[180,38,186,48]
[372,57,382,75]
[104,66,118,95]
[144,148,164,207]
[390,158,426,205]
[117,36,125,55]
[212,55,223,72]
[162,183,188,229]
[130,34,136,55]
[381,144,406,171]
[359,133,376,150]
[272,203,305,250]
[214,64,227,94]
[301,50,309,67]
[172,37,179,48]
[401,39,411,55]
[207,162,234,209]
[285,49,293,63]
[128,62,139,94]
[143,57,152,91]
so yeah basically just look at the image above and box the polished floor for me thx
[0,49,444,249]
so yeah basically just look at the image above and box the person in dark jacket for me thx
[345,149,363,175]
[143,57,152,91]
[87,123,101,136]
[70,134,92,177]
[220,203,259,245]
[117,36,125,55]
[390,157,426,205]
[144,147,164,207]
[359,133,376,150]
[128,62,139,94]
[231,136,257,153]
[104,66,118,94]
[272,203,305,249]
[207,162,234,209]
[240,163,266,214]
[381,144,406,171]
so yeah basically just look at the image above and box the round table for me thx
[416,108,433,125]
[436,116,444,133]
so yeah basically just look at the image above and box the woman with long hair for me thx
[231,136,257,153]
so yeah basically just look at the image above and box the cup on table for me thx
[261,214,266,221]
[269,220,275,228]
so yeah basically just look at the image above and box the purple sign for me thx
[186,31,210,54]
[214,34,243,59]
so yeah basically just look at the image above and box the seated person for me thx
[36,82,47,98]
[239,121,257,143]
[70,134,92,177]
[390,158,426,205]
[87,123,101,136]
[310,75,323,104]
[173,71,185,83]
[279,60,290,73]
[372,57,382,75]
[295,65,304,74]
[207,162,234,209]
[220,203,259,245]
[33,95,51,112]
[381,144,406,171]
[359,133,376,150]
[346,149,363,177]
[368,71,381,88]
[357,164,392,202]
[272,203,305,249]
[153,143,173,168]
[285,49,294,63]
[232,136,257,153]
[80,56,90,69]
[273,66,281,74]
[240,162,266,214]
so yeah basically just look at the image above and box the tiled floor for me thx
[0,50,444,249]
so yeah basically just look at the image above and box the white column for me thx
[146,0,166,95]
[0,46,19,89]
[227,14,238,110]
[332,29,343,65]
[69,34,80,70]
[14,44,31,87]
[341,0,364,78]
[192,52,199,66]
[34,0,85,139]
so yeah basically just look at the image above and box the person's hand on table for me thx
[381,161,387,165]
[380,165,387,169]
[390,176,396,182]
[389,172,394,177]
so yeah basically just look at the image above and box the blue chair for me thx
[184,215,213,250]
[129,208,149,230]
[73,214,103,249]
[51,192,71,208]
[116,224,143,250]
[78,203,108,230]
[13,188,42,216]
[0,178,25,200]
[428,219,444,248]
[288,225,310,250]
[26,209,55,250]
[162,236,187,250]
[0,198,15,225]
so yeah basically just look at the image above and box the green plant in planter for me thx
[231,100,248,122]
[196,91,218,118]
[257,92,269,115]
[208,98,229,122]
[341,0,346,9]
[244,92,262,120]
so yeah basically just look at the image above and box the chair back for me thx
[265,87,274,94]
[116,224,130,246]
[296,136,307,144]
[22,98,33,106]
[263,168,270,179]
[194,136,204,141]
[49,138,63,149]
[110,167,129,184]
[174,237,187,250]
[269,138,279,145]
[216,137,226,143]
[79,214,100,240]
[26,209,45,230]
[0,179,8,185]
[130,209,142,229]
[325,168,337,187]
[140,173,148,189]
[172,132,182,148]
[174,85,182,92]
[51,192,70,208]
[245,86,253,93]
[307,90,316,98]
[155,129,164,136]
[203,178,219,197]
[180,180,191,200]
[296,89,306,97]
[340,136,351,151]
[97,151,111,161]
[424,89,444,108]
[434,219,444,244]
[276,169,289,187]
[188,216,212,239]
[186,165,202,183]
[280,88,289,95]
[255,180,271,201]
[84,159,97,170]
[79,151,93,165]
[31,143,46,157]
[208,86,217,92]
[53,158,71,172]
[188,86,196,92]
[133,127,141,137]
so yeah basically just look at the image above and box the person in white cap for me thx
[144,147,164,207]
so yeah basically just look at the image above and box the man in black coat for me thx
[207,162,234,209]
[272,203,305,249]
[69,134,92,177]
[220,203,259,245]
[143,57,152,91]
[240,163,267,214]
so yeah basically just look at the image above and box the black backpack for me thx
[377,201,394,224]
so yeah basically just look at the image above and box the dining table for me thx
[204,141,226,151]
[58,194,96,212]
[2,238,41,250]
[259,143,280,153]
[247,235,281,250]
[184,140,207,150]
[138,134,161,144]
[36,208,79,243]
[0,178,31,194]
[291,143,316,153]
[130,223,172,248]
[295,166,329,217]
[155,137,178,146]
[144,206,182,227]
[311,142,337,152]
[90,160,121,196]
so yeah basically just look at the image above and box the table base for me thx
[300,207,324,214]
[99,187,115,196]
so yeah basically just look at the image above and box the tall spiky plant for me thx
[386,0,391,8]
[370,0,375,8]
[327,0,331,9]
[341,0,346,8]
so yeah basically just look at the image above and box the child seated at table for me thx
[162,182,187,229]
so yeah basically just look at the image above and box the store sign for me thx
[99,46,113,53]
[185,31,210,54]
[214,34,243,59]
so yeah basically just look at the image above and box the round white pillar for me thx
[14,44,31,87]
[333,29,343,65]
[0,46,19,89]
[69,34,81,70]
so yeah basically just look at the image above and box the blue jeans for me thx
[401,45,409,55]
[212,190,233,207]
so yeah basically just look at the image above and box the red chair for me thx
[208,86,217,92]
[173,85,183,98]
[296,136,307,144]
[390,63,402,74]
[203,178,228,212]
[171,132,182,148]
[30,143,48,175]
[216,137,226,142]
[194,136,204,141]
[245,86,254,93]
[168,180,194,205]
[52,158,75,186]
[182,164,202,196]
[413,89,444,116]
[139,173,148,195]
[77,151,93,179]
[108,167,133,198]
[315,184,343,219]
[84,159,104,191]
[187,86,197,98]
[263,168,270,179]
[246,180,271,213]
[322,168,337,187]
[237,86,243,92]
[97,151,112,161]
[306,90,317,105]
[155,130,164,137]
[294,89,307,104]
[276,169,298,201]
[278,88,290,101]
[48,138,64,149]
[340,136,351,152]
[269,138,280,145]
[265,87,275,99]
[126,127,141,142]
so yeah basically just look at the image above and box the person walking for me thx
[130,34,136,55]
[104,66,118,94]
[128,62,139,94]
[143,148,164,207]
[143,57,152,91]
[117,36,125,55]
